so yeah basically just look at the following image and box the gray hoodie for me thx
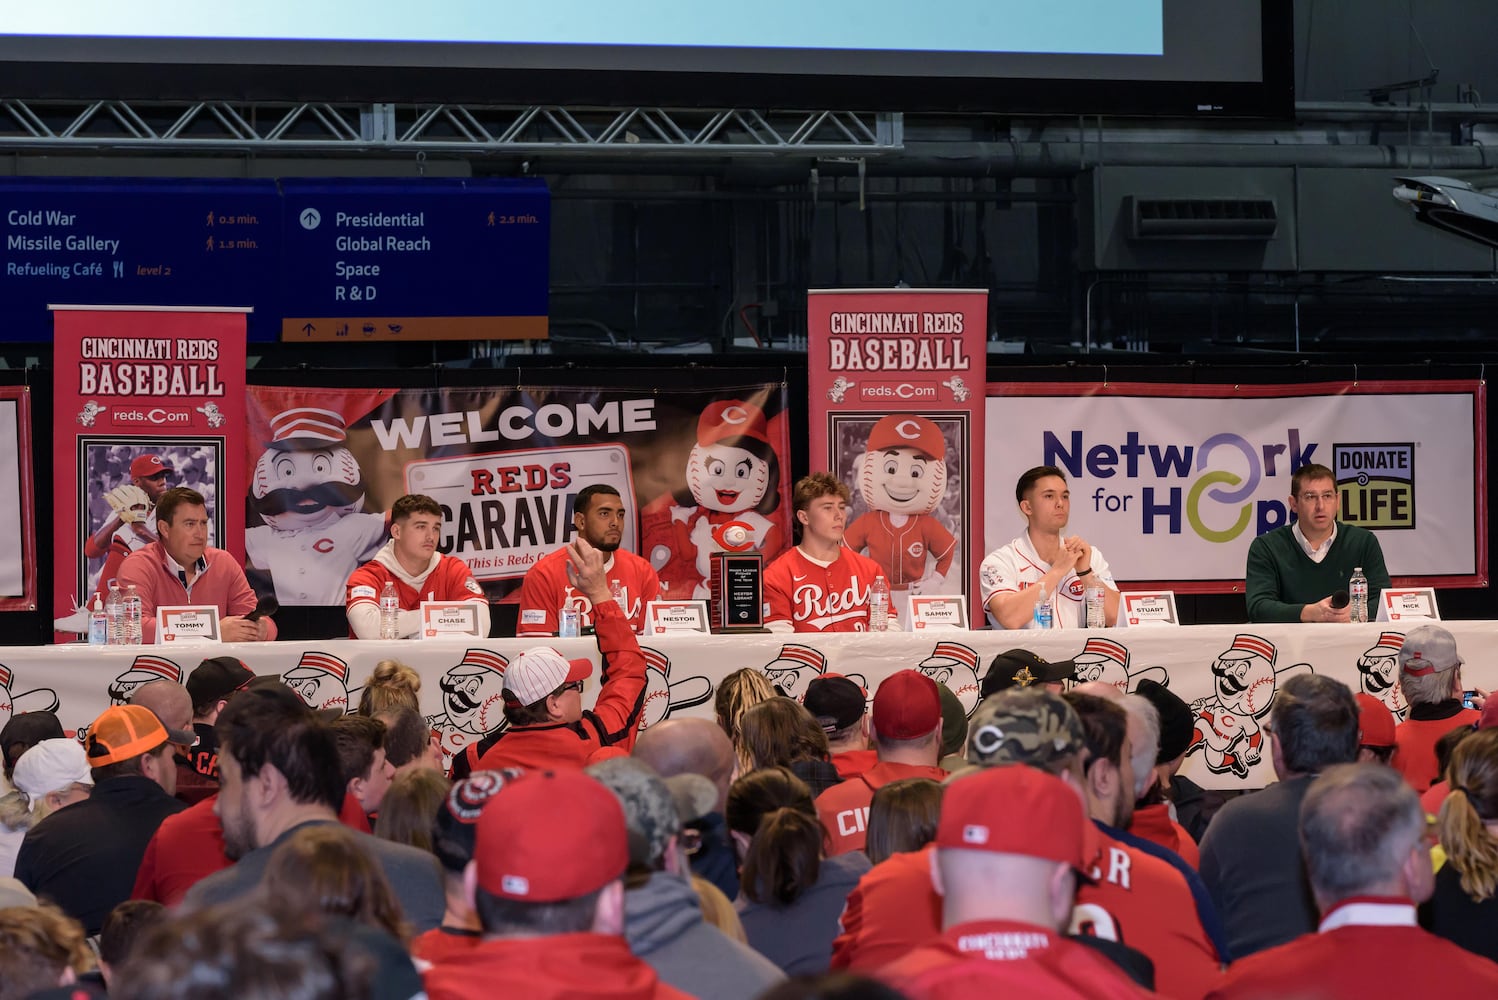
[624,871,784,1000]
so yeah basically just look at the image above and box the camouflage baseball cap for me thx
[586,757,682,868]
[965,688,1085,775]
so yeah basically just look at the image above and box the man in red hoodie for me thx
[423,768,690,1000]
[816,670,947,855]
[476,536,648,771]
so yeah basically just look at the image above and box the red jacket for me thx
[879,919,1154,1000]
[1129,803,1201,870]
[816,760,947,856]
[424,932,692,1000]
[476,600,647,771]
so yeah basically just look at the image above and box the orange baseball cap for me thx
[85,705,168,766]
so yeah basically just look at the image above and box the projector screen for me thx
[0,0,1292,116]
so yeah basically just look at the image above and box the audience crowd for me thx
[2,619,1497,1000]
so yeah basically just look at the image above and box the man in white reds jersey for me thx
[763,473,897,633]
[517,484,660,635]
[245,405,385,606]
[980,465,1120,630]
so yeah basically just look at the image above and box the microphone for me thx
[1329,590,1350,610]
[245,594,280,622]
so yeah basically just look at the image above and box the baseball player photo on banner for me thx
[51,307,249,641]
[246,382,794,607]
[808,288,988,620]
[983,380,1486,591]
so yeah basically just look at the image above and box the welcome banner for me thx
[245,383,793,605]
[984,381,1486,591]
[52,307,249,639]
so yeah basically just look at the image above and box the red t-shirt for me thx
[833,845,941,972]
[131,795,230,906]
[516,547,659,635]
[1075,828,1222,999]
[816,760,948,856]
[879,919,1153,1000]
[764,546,891,633]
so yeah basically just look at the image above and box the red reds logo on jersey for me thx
[906,541,925,559]
[314,538,336,553]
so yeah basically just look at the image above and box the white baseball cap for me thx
[13,738,93,802]
[503,647,593,708]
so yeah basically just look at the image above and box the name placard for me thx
[156,605,221,644]
[1119,591,1179,627]
[645,600,710,635]
[420,601,484,638]
[906,594,968,630]
[1377,588,1440,622]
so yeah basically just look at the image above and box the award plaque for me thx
[708,551,766,632]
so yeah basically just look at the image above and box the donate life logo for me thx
[1043,429,1323,543]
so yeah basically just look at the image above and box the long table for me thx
[5,621,1480,790]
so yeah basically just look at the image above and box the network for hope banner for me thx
[52,307,249,641]
[244,382,793,605]
[807,288,989,623]
[984,380,1486,591]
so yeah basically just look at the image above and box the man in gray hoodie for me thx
[586,757,783,1000]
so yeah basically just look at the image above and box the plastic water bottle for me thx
[379,581,401,640]
[1033,585,1054,630]
[123,585,143,645]
[106,582,124,646]
[611,579,627,616]
[1350,567,1369,623]
[88,595,108,645]
[869,575,890,631]
[1085,584,1106,628]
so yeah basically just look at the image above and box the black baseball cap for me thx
[803,675,866,734]
[1135,679,1194,764]
[1,711,65,772]
[187,656,256,706]
[980,649,1077,700]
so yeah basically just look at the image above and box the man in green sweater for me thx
[1245,463,1391,623]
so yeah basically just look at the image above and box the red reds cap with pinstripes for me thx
[1222,634,1277,663]
[268,406,349,446]
[1079,636,1130,665]
[765,644,826,673]
[291,652,348,683]
[454,649,508,674]
[925,641,979,673]
[126,655,183,684]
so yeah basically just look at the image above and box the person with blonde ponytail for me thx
[357,660,422,715]
[0,740,93,877]
[725,767,870,975]
[1421,727,1498,962]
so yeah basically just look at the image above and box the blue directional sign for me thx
[0,176,551,343]
[1,178,283,341]
[278,178,550,342]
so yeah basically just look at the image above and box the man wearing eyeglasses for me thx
[476,535,649,772]
[1246,463,1390,623]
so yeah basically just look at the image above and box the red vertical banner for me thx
[807,289,988,624]
[51,307,248,641]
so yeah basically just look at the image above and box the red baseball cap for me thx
[865,414,945,461]
[473,770,629,902]
[129,454,171,478]
[697,401,770,448]
[938,764,1099,874]
[1354,693,1397,748]
[872,670,941,741]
